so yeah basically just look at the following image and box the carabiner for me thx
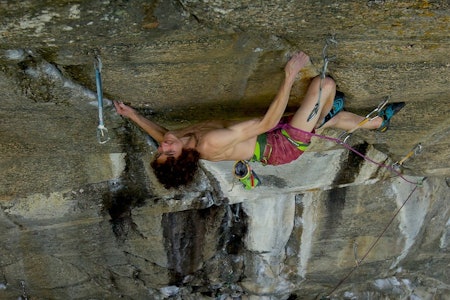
[392,143,423,172]
[338,131,353,144]
[413,143,423,156]
[322,34,338,58]
[366,96,389,120]
[97,124,110,144]
[338,96,390,144]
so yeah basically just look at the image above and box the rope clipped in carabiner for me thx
[94,55,110,144]
[392,143,423,172]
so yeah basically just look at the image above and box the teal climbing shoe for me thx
[317,91,345,128]
[377,102,406,132]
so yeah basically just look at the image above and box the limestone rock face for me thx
[0,0,449,299]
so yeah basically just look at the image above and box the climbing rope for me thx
[94,55,110,144]
[307,35,338,122]
[323,178,426,298]
[299,128,421,185]
[298,126,426,298]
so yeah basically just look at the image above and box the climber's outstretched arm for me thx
[114,101,168,143]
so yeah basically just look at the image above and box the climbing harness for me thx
[251,133,271,165]
[392,143,423,172]
[244,121,421,189]
[94,55,110,144]
[233,160,261,190]
[280,129,310,152]
[307,35,338,122]
[338,96,389,143]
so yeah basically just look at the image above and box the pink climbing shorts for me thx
[255,116,312,166]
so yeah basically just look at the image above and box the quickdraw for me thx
[338,96,389,143]
[94,55,110,144]
[307,35,338,122]
[392,143,423,172]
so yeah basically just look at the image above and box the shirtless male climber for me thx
[114,51,405,189]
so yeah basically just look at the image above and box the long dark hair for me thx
[151,148,201,189]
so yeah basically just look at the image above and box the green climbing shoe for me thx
[377,102,406,132]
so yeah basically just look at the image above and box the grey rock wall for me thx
[1,143,448,299]
[0,0,449,299]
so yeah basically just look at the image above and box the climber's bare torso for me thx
[166,119,260,162]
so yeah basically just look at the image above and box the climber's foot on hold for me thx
[377,102,406,132]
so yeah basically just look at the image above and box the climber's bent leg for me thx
[289,76,336,132]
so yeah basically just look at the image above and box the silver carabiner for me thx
[338,131,353,144]
[392,143,423,172]
[338,96,390,144]
[367,96,389,120]
[97,124,110,144]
